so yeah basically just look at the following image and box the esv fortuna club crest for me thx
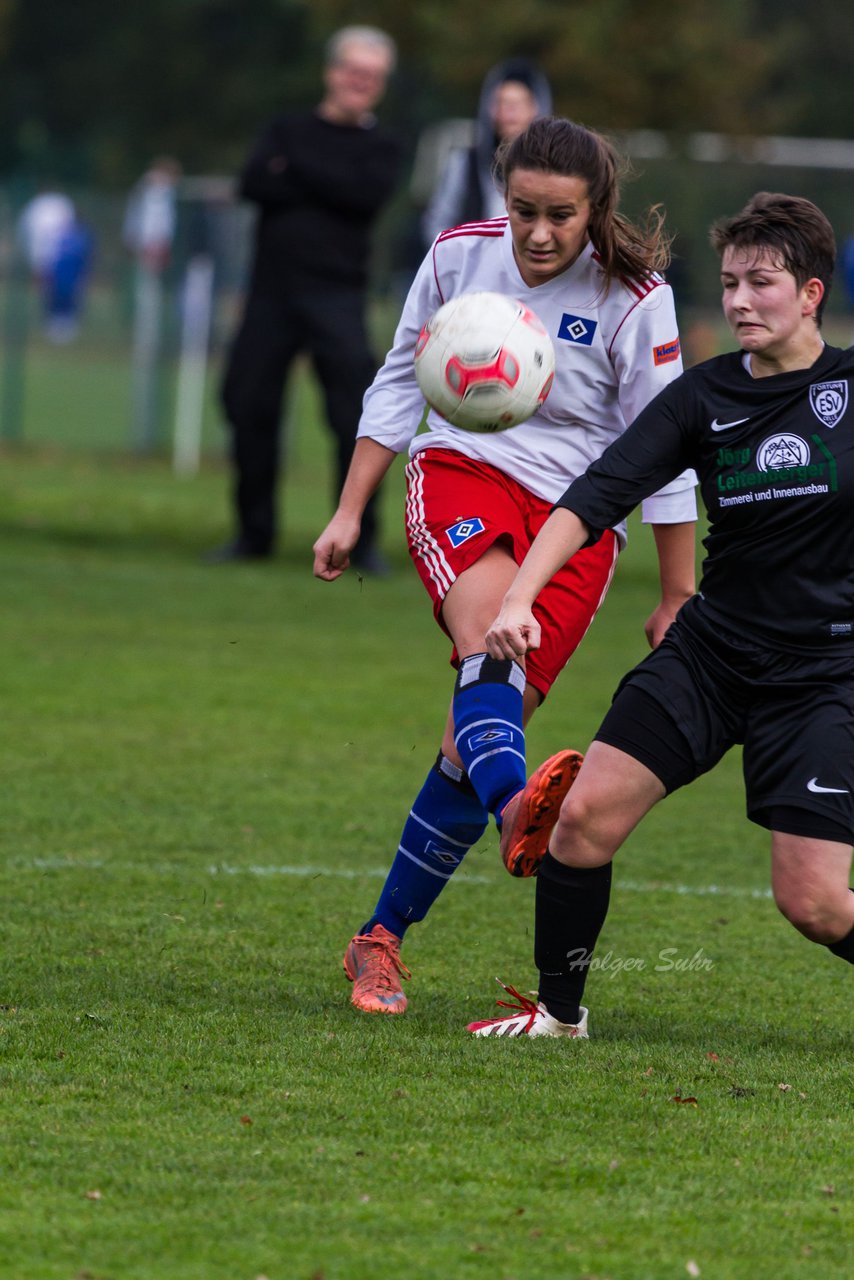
[809,380,848,428]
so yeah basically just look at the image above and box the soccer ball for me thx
[414,291,555,432]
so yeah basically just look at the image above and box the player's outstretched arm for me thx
[313,438,397,581]
[644,520,697,648]
[486,507,590,659]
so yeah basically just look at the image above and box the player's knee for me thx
[774,887,842,943]
[551,793,616,866]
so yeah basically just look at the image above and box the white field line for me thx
[15,856,774,899]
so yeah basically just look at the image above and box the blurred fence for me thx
[0,176,255,466]
[619,130,854,328]
[2,131,854,463]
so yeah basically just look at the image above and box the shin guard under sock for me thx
[535,851,613,1025]
[367,754,488,939]
[452,653,526,822]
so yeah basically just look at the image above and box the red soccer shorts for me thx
[404,447,619,698]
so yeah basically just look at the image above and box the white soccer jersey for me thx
[359,219,696,538]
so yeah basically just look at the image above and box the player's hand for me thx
[644,601,680,649]
[313,515,360,581]
[485,603,541,660]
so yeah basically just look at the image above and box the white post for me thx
[172,253,214,476]
[130,262,164,451]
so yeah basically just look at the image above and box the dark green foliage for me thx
[2,1,854,185]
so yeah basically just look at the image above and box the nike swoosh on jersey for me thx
[710,417,750,431]
[806,777,850,794]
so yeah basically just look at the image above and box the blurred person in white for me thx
[123,157,182,273]
[17,186,75,278]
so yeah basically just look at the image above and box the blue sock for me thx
[367,755,488,939]
[452,653,526,822]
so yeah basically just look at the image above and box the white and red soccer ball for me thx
[414,291,555,432]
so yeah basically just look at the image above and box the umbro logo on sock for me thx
[469,729,512,747]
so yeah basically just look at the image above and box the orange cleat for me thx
[343,923,411,1014]
[499,748,584,877]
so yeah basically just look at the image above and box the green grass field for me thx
[0,352,850,1280]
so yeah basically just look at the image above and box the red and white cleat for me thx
[466,980,589,1038]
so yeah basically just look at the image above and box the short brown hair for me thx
[710,192,836,323]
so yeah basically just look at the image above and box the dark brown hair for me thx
[495,117,671,283]
[710,192,836,323]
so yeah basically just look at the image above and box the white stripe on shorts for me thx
[405,455,455,597]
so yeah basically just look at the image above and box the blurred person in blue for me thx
[17,186,83,339]
[212,26,402,571]
[421,58,552,249]
[44,215,95,343]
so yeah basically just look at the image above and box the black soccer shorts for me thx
[594,602,854,844]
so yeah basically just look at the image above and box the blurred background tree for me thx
[1,0,852,187]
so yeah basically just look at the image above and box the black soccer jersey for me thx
[556,344,854,652]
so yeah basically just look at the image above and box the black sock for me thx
[828,920,854,964]
[535,851,612,1025]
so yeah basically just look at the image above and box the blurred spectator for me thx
[421,58,552,248]
[123,158,182,450]
[17,186,75,279]
[123,157,182,273]
[44,215,95,343]
[213,25,402,569]
[16,186,93,340]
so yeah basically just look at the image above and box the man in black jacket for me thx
[215,26,401,569]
